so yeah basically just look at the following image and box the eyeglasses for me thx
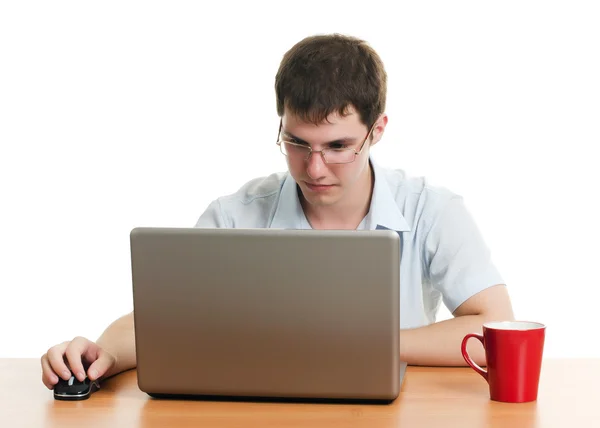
[276,119,376,165]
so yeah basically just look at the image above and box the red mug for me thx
[461,321,545,403]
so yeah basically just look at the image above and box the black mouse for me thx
[53,374,100,401]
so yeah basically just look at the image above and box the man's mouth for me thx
[304,182,335,192]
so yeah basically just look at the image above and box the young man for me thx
[41,34,514,390]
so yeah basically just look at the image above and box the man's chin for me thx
[299,189,339,207]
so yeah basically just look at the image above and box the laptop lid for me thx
[131,227,404,401]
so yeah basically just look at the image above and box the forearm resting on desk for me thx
[400,315,492,367]
[96,312,137,379]
[400,284,515,366]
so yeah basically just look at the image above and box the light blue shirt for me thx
[195,160,504,329]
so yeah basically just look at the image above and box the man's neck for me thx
[300,165,374,230]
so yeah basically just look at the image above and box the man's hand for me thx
[40,312,137,389]
[41,337,117,390]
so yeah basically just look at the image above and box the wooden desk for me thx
[1,358,597,427]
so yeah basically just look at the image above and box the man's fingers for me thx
[46,342,72,381]
[42,336,110,389]
[40,354,59,389]
[87,351,115,381]
[64,337,91,382]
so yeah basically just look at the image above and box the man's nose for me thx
[306,150,327,179]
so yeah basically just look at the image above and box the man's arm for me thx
[96,312,137,378]
[400,284,514,366]
[42,312,137,388]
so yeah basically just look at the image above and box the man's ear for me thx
[370,114,388,147]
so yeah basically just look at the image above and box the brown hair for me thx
[275,33,387,128]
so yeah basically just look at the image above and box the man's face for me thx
[280,108,383,209]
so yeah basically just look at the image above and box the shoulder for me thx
[374,165,467,239]
[219,171,286,205]
[211,171,287,228]
[381,166,461,208]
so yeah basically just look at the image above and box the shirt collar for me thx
[270,173,308,229]
[270,158,411,232]
[365,159,411,232]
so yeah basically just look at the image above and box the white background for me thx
[1,1,598,359]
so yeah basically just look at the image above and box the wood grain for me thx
[1,358,598,428]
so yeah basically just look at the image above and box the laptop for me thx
[130,227,407,403]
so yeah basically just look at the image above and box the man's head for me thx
[275,34,388,213]
[275,33,387,129]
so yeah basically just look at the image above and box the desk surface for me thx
[1,358,598,428]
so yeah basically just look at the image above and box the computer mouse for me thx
[53,374,100,401]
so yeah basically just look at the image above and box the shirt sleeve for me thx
[424,196,505,313]
[194,199,227,228]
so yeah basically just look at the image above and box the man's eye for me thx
[328,143,348,150]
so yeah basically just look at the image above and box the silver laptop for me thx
[130,227,407,402]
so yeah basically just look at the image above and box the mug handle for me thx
[461,333,488,380]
